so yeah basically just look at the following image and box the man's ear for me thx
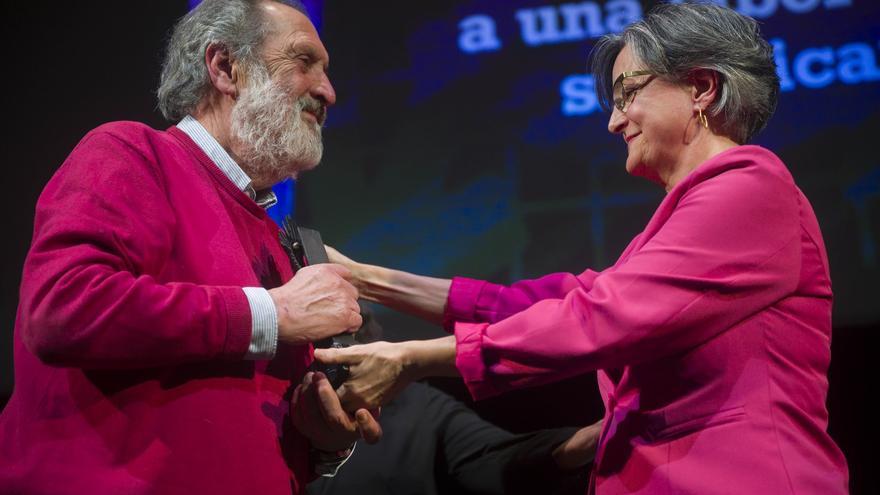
[205,43,240,98]
[689,68,719,112]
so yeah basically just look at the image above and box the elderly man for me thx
[0,1,379,494]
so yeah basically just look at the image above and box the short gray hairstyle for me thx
[157,0,307,121]
[590,2,779,143]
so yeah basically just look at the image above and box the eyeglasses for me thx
[612,70,656,113]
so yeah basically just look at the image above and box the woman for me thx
[316,4,849,493]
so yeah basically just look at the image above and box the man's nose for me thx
[312,71,336,107]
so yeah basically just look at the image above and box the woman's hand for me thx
[314,341,415,412]
[326,244,356,268]
[314,336,458,412]
[325,245,366,292]
[322,245,452,325]
[552,419,604,470]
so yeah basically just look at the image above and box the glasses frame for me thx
[612,70,656,113]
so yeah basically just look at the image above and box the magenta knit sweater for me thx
[0,121,313,495]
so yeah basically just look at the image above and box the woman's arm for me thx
[328,246,452,325]
[328,246,600,329]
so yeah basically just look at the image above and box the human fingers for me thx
[325,245,354,265]
[322,262,353,280]
[291,385,324,435]
[355,409,383,444]
[314,346,363,366]
[312,373,355,429]
[345,309,363,333]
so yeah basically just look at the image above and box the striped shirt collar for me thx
[176,115,277,209]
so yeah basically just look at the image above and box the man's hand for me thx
[290,371,382,453]
[269,264,362,343]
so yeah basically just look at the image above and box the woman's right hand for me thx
[326,244,356,269]
[326,245,370,294]
[323,245,453,325]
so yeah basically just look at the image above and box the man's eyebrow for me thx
[285,43,327,66]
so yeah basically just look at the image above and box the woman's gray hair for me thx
[590,3,779,143]
[157,0,306,122]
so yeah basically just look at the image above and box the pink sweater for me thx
[0,122,313,494]
[446,146,849,494]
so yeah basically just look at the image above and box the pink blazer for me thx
[445,146,848,494]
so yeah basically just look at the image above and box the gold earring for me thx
[698,108,709,129]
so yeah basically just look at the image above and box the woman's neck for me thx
[663,133,739,192]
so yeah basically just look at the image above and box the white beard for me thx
[230,64,324,185]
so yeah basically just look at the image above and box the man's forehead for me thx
[260,2,328,59]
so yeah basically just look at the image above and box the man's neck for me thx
[192,110,234,158]
[191,106,273,190]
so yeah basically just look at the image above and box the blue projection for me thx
[308,0,879,325]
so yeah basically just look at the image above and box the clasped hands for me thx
[273,263,382,451]
[290,338,425,452]
[309,339,605,471]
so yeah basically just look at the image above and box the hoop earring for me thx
[698,108,709,129]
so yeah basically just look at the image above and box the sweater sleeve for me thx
[19,130,252,369]
[454,160,802,399]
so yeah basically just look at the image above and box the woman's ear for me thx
[690,69,719,111]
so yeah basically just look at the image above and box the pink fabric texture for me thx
[0,122,313,494]
[446,146,848,494]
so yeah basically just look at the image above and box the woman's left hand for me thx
[315,341,416,412]
[314,336,458,412]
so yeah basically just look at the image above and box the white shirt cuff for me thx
[242,287,278,360]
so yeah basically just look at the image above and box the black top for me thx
[308,382,589,495]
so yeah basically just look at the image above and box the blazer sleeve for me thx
[454,162,802,399]
[18,130,252,369]
[443,270,601,331]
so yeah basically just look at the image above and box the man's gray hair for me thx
[590,3,779,143]
[157,0,306,121]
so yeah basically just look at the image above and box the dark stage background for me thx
[2,1,876,493]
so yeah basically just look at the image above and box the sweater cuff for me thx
[454,321,498,400]
[217,286,253,358]
[443,277,488,332]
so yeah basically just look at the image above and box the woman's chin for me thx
[625,158,646,177]
[627,161,664,186]
[624,158,637,175]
